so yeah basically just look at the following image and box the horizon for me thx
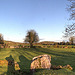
[4,40,60,43]
[0,0,72,43]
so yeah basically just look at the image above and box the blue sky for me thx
[0,0,70,42]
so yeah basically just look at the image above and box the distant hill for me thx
[3,40,58,46]
[40,41,58,45]
[4,40,28,46]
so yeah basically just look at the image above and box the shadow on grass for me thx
[0,48,1,51]
[34,48,67,57]
[1,54,31,75]
[18,55,31,75]
[29,48,75,72]
[14,48,75,72]
[1,48,75,74]
[33,68,75,75]
[5,55,15,75]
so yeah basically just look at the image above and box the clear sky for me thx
[0,0,70,42]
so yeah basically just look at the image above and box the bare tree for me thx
[64,0,75,37]
[69,36,75,44]
[0,33,4,44]
[65,23,75,37]
[24,30,39,48]
[68,0,75,20]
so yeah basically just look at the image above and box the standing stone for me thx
[30,54,51,72]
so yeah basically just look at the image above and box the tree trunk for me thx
[30,43,33,48]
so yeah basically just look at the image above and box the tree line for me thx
[0,30,39,48]
[0,29,75,49]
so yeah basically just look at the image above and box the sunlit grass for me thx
[0,48,75,75]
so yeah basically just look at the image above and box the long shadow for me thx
[0,48,1,51]
[1,54,31,75]
[5,55,15,75]
[18,55,31,75]
[33,48,75,72]
[32,48,67,57]
[16,49,33,60]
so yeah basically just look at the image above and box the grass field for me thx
[0,48,75,75]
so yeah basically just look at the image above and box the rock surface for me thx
[63,64,73,70]
[51,64,73,70]
[30,54,51,72]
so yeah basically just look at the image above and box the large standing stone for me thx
[30,54,51,72]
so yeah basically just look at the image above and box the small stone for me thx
[63,64,73,70]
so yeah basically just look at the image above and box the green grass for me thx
[0,48,75,75]
[33,69,75,75]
